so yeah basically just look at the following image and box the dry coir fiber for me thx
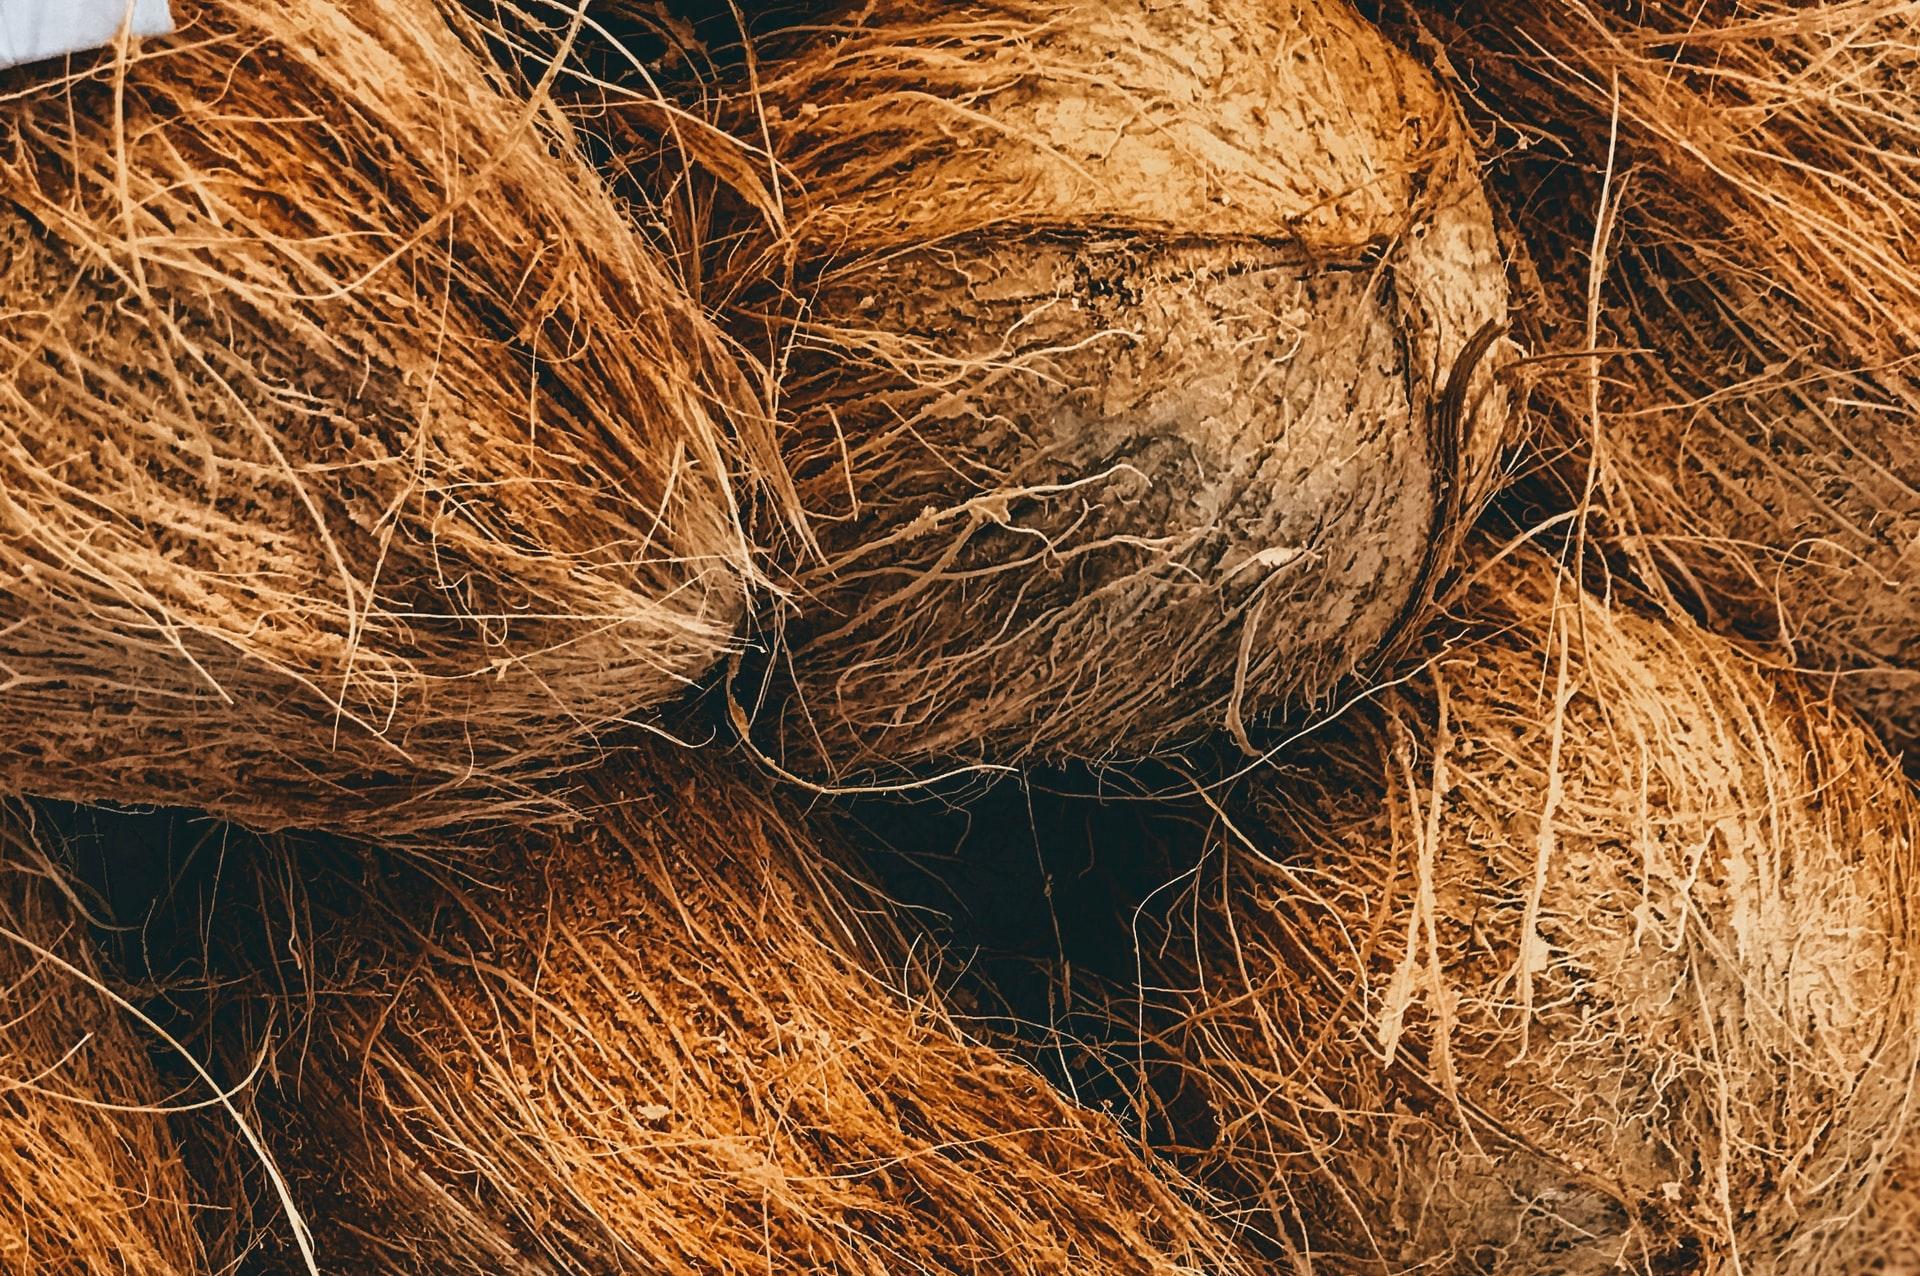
[703,0,1511,779]
[0,0,763,837]
[0,806,207,1275]
[1861,1161,1920,1275]
[183,756,1254,1274]
[1415,0,1920,758]
[1102,550,1920,1272]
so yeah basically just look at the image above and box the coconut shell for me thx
[0,808,207,1274]
[183,758,1255,1273]
[1414,0,1920,760]
[0,0,760,837]
[721,0,1511,778]
[1103,552,1920,1271]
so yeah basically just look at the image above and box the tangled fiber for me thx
[701,0,1511,779]
[1864,1163,1920,1274]
[0,0,764,837]
[0,806,206,1274]
[1412,0,1920,757]
[177,755,1254,1274]
[1087,550,1920,1272]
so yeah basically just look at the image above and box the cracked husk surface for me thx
[723,0,1511,779]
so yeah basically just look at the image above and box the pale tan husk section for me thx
[708,0,1511,779]
[1120,551,1920,1272]
[0,0,759,837]
[0,809,206,1275]
[1863,1161,1920,1274]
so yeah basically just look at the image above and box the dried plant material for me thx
[1859,1160,1920,1274]
[1109,551,1920,1271]
[186,758,1254,1274]
[1417,0,1920,757]
[0,808,206,1275]
[712,0,1511,779]
[0,0,762,837]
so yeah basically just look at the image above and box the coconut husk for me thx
[1076,550,1920,1271]
[699,0,1512,779]
[1406,0,1920,758]
[0,806,207,1274]
[1861,1163,1920,1275]
[175,756,1255,1273]
[0,0,767,837]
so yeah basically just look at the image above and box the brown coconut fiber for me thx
[1861,1161,1920,1274]
[0,0,765,837]
[1412,0,1920,758]
[180,756,1256,1274]
[1093,550,1920,1272]
[701,0,1512,779]
[0,806,207,1274]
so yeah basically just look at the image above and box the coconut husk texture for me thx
[0,0,765,838]
[1865,1161,1920,1275]
[0,806,207,1274]
[1410,0,1920,758]
[176,757,1254,1274]
[1074,551,1920,1272]
[698,0,1512,779]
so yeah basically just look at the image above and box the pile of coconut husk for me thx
[0,805,209,1274]
[1400,0,1920,758]
[981,548,1920,1271]
[690,0,1514,780]
[7,0,1920,1272]
[145,755,1252,1274]
[0,0,773,838]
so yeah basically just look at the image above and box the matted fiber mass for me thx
[1100,552,1920,1271]
[183,757,1256,1274]
[0,0,759,837]
[0,806,207,1275]
[1418,0,1920,758]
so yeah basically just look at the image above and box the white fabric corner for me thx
[0,0,174,71]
